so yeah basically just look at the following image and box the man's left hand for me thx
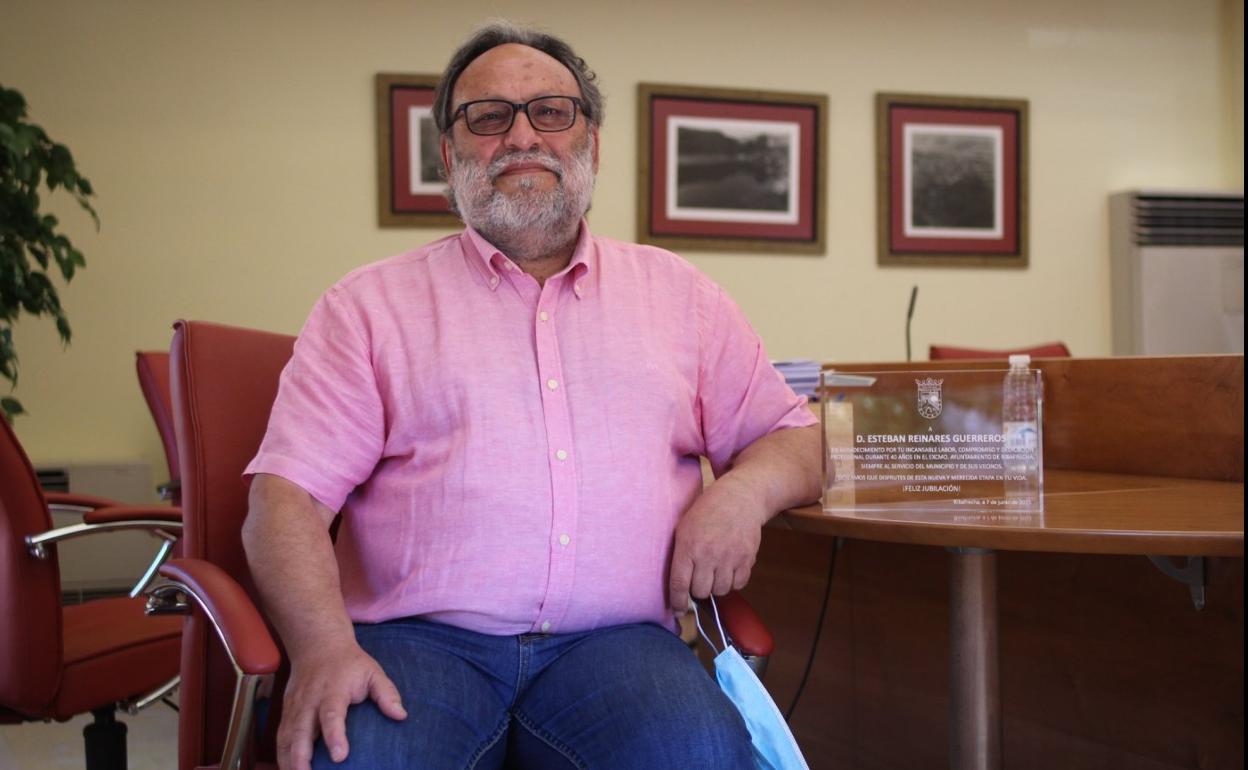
[667,424,823,611]
[667,474,766,611]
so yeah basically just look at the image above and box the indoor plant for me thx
[0,83,97,421]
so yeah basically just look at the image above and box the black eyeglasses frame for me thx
[451,96,585,136]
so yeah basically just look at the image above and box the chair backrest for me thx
[170,320,294,770]
[136,350,180,497]
[929,341,1072,360]
[0,417,63,717]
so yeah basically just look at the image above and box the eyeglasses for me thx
[452,96,584,136]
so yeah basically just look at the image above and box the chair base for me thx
[83,706,127,770]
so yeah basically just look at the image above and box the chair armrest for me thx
[83,505,183,525]
[149,559,280,770]
[25,512,184,596]
[24,517,182,559]
[152,558,280,676]
[717,591,774,658]
[43,491,124,514]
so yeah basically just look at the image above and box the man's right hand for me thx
[244,475,408,770]
[277,642,407,770]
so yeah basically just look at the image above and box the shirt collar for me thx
[460,220,595,297]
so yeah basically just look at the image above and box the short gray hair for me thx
[432,21,604,134]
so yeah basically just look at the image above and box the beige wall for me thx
[1225,0,1246,186]
[2,0,1242,485]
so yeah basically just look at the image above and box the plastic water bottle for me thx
[1002,354,1040,503]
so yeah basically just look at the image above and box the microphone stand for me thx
[905,285,918,362]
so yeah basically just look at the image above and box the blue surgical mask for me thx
[693,597,810,770]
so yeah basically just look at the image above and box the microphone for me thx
[905,286,919,362]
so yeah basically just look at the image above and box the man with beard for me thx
[242,21,820,770]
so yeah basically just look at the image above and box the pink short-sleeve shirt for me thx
[245,224,815,635]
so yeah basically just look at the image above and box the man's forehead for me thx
[453,43,580,100]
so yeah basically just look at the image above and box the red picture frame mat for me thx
[888,105,1019,254]
[649,97,818,241]
[389,85,447,214]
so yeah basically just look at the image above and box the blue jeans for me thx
[310,618,753,769]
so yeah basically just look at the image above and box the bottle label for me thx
[1003,421,1038,452]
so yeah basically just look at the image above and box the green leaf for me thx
[1,396,25,423]
[57,254,76,281]
[0,85,30,117]
[77,196,99,228]
[9,124,34,155]
[28,244,49,269]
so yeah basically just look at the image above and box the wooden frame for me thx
[876,92,1029,268]
[637,83,827,254]
[375,73,460,228]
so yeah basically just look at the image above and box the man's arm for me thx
[668,423,822,611]
[242,473,406,770]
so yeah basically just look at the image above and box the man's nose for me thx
[502,108,541,150]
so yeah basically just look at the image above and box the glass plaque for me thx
[820,368,1044,513]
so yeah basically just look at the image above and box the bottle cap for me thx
[1008,354,1031,368]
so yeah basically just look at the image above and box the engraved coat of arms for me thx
[916,377,944,419]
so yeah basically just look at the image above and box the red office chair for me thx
[147,319,774,770]
[136,350,182,505]
[0,415,183,770]
[929,341,1072,360]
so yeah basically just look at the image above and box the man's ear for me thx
[440,135,454,177]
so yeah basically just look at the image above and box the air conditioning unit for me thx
[34,461,163,600]
[1109,190,1245,355]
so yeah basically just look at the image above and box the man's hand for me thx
[668,424,822,611]
[277,642,407,770]
[667,474,766,611]
[243,475,408,769]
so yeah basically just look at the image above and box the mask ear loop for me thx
[691,596,730,655]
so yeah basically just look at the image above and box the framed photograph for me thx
[375,73,459,228]
[638,83,827,254]
[876,93,1029,267]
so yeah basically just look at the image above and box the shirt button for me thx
[555,449,568,461]
[559,534,571,546]
[538,311,549,322]
[546,379,559,390]
[574,282,584,295]
[489,277,499,288]
[540,621,552,632]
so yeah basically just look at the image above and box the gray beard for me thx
[447,137,596,262]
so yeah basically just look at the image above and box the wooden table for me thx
[778,469,1245,770]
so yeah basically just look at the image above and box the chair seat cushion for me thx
[52,596,182,720]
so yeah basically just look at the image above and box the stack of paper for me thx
[772,359,821,401]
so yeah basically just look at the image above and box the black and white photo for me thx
[667,117,798,224]
[408,107,446,195]
[904,125,1002,238]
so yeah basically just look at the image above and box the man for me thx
[243,21,821,770]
